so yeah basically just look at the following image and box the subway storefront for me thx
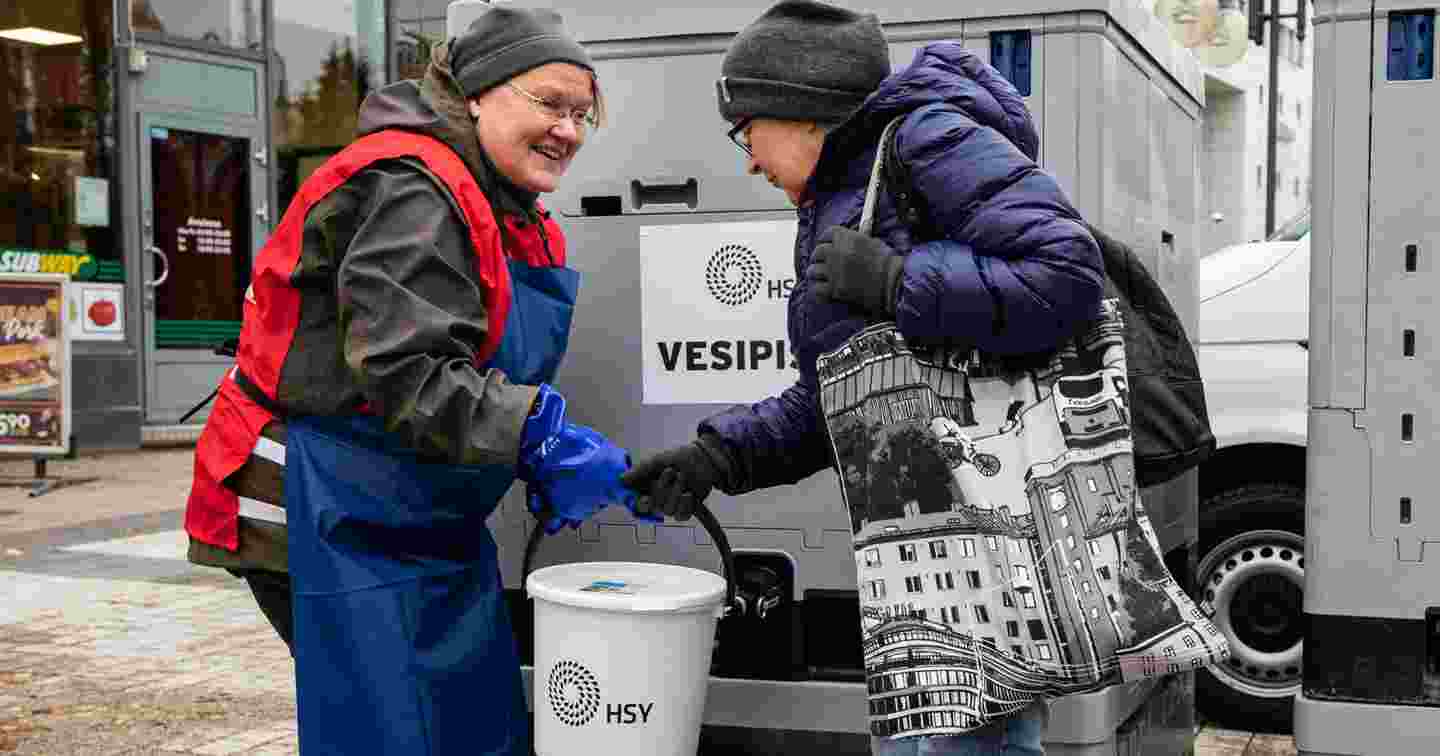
[0,1,447,449]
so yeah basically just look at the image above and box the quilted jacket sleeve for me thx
[696,372,832,496]
[892,103,1103,354]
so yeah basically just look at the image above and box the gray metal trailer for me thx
[1297,1,1440,753]
[449,1,1208,752]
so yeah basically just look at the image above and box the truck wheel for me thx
[1195,483,1305,733]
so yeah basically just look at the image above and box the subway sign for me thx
[0,249,98,279]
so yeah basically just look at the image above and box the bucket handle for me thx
[520,501,738,616]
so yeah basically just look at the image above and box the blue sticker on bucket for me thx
[581,580,636,594]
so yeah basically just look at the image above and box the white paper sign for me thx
[640,220,800,404]
[74,176,109,228]
[67,282,124,342]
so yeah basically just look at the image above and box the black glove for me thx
[620,435,733,522]
[805,226,905,317]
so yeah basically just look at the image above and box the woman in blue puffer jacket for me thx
[622,3,1103,753]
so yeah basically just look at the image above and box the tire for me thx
[1195,483,1305,734]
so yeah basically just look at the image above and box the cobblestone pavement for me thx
[0,448,1298,755]
[2,528,298,755]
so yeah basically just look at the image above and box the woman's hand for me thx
[523,423,632,533]
[805,226,905,318]
[621,436,732,522]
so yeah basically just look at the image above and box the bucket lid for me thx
[526,561,727,614]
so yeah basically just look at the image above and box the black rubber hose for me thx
[521,502,737,614]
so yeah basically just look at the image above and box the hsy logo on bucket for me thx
[547,659,656,727]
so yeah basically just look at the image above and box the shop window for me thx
[272,1,387,215]
[1,1,122,277]
[131,0,263,52]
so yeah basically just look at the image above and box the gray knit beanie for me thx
[450,4,593,99]
[716,0,889,125]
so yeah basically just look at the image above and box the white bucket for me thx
[528,561,726,756]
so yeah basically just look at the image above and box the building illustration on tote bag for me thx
[819,300,1227,738]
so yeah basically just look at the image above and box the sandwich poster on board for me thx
[0,275,70,455]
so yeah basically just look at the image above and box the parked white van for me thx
[1195,209,1311,731]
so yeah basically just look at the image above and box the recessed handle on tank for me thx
[630,177,699,210]
[521,501,738,617]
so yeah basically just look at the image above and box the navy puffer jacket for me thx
[701,42,1103,494]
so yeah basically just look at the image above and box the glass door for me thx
[139,113,267,424]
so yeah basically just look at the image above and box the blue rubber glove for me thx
[518,385,636,534]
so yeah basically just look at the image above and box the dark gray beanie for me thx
[717,1,889,125]
[450,5,594,99]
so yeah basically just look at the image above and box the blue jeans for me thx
[870,702,1047,755]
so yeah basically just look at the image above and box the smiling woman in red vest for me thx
[183,6,638,754]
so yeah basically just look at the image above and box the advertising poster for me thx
[639,220,799,404]
[67,282,125,342]
[0,275,70,455]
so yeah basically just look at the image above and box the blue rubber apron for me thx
[287,258,579,755]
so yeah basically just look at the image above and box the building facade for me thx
[1195,1,1314,254]
[0,1,472,451]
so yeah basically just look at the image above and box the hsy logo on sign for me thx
[640,221,800,405]
[546,659,656,727]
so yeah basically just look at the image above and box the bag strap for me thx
[858,115,908,237]
[865,113,941,241]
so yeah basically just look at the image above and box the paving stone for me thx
[1194,727,1252,756]
[1247,733,1299,755]
[156,724,247,753]
[189,726,293,755]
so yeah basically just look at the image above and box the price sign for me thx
[0,275,70,455]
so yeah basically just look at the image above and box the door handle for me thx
[145,245,170,288]
[256,202,270,225]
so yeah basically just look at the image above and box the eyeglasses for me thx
[507,83,597,130]
[727,117,754,156]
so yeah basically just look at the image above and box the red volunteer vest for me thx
[185,130,566,551]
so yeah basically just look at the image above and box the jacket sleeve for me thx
[332,162,539,466]
[696,373,832,495]
[892,104,1103,354]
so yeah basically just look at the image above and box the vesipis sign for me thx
[0,249,96,279]
[640,220,800,404]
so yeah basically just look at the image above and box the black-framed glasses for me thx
[727,117,753,156]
